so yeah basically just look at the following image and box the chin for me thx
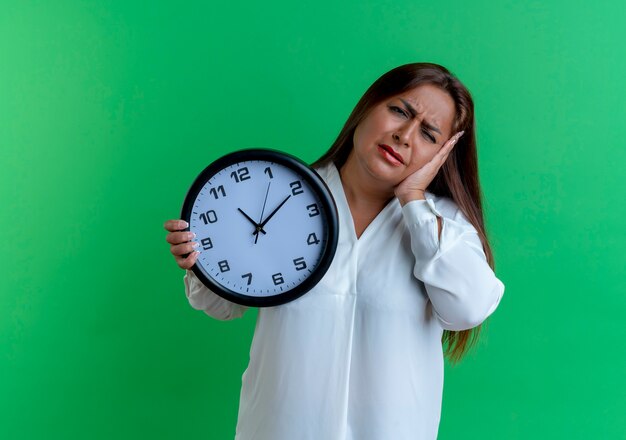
[367,161,405,186]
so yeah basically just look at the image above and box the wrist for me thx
[397,190,426,206]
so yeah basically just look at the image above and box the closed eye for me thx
[422,130,436,143]
[390,105,436,143]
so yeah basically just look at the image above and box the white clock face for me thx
[188,158,333,300]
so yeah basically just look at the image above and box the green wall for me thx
[1,1,624,438]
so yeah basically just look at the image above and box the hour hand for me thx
[237,208,266,235]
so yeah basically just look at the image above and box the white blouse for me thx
[183,162,505,440]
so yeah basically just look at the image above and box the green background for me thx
[1,0,624,438]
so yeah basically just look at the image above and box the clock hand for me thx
[237,208,266,235]
[258,182,271,222]
[254,182,272,244]
[257,194,292,230]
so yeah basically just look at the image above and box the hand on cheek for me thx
[394,131,464,206]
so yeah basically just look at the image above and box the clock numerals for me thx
[218,260,230,272]
[293,257,307,271]
[241,273,252,286]
[306,203,320,217]
[307,232,320,245]
[289,180,304,196]
[209,185,227,199]
[272,273,285,286]
[201,237,213,250]
[182,150,338,305]
[230,167,251,183]
[199,210,218,224]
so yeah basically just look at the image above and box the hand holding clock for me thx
[164,219,199,270]
[171,149,338,307]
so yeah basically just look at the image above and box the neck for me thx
[338,155,394,214]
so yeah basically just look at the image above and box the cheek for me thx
[354,110,394,146]
[352,124,370,154]
[406,146,438,173]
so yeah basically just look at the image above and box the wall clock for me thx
[181,149,339,307]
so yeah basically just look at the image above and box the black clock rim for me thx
[180,148,339,308]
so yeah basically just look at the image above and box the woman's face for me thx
[348,84,456,188]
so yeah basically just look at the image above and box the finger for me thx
[166,230,195,245]
[170,241,199,256]
[448,131,465,148]
[433,131,464,163]
[164,219,189,232]
[451,130,465,143]
[175,251,199,270]
[439,138,458,160]
[419,140,457,177]
[426,142,454,170]
[441,131,464,152]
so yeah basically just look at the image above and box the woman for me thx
[164,62,505,439]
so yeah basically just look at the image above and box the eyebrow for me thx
[399,98,441,135]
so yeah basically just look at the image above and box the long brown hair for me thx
[312,63,495,365]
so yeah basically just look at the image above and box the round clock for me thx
[180,148,339,307]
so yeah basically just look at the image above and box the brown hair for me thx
[312,62,495,365]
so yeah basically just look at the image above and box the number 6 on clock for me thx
[180,148,339,307]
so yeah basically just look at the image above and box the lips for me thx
[378,144,404,165]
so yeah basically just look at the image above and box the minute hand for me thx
[256,195,292,232]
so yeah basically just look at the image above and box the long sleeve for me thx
[402,197,505,331]
[183,270,248,321]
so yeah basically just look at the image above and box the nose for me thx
[392,120,418,147]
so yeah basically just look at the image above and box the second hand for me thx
[255,182,271,244]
